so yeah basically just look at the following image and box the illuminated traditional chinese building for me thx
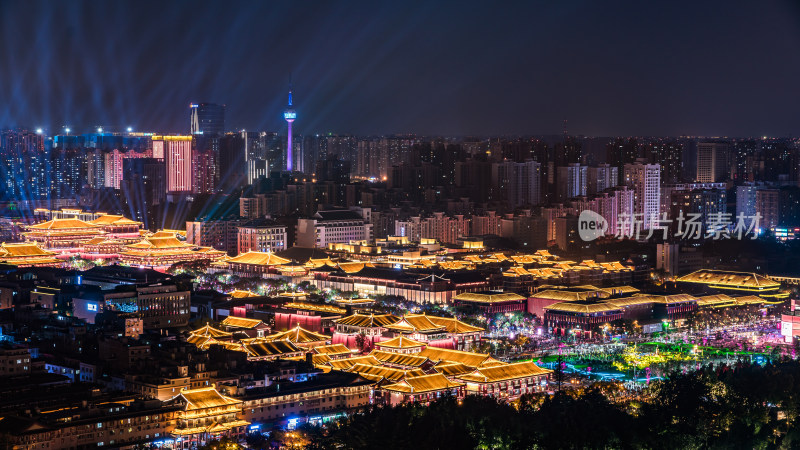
[676,269,787,298]
[332,312,483,351]
[80,237,125,260]
[166,385,249,448]
[265,325,331,349]
[453,291,528,314]
[0,242,62,267]
[118,232,226,271]
[241,339,304,361]
[220,316,270,338]
[223,250,291,277]
[22,213,143,258]
[23,217,104,256]
[314,266,489,304]
[455,361,550,400]
[274,301,347,333]
[381,373,465,405]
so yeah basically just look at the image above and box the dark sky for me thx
[1,0,799,137]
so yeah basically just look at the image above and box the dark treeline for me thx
[289,359,800,450]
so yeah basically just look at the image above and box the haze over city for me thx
[2,0,800,136]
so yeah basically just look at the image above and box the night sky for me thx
[1,0,799,137]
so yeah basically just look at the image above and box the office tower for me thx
[190,103,225,136]
[587,164,618,195]
[556,163,587,201]
[153,135,193,193]
[624,162,661,229]
[283,86,296,171]
[696,142,730,183]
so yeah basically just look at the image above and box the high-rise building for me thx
[237,218,288,254]
[283,86,296,171]
[587,164,618,195]
[556,163,587,201]
[190,103,225,136]
[696,142,730,183]
[154,135,193,193]
[736,184,760,219]
[490,160,541,207]
[644,140,683,183]
[0,129,46,200]
[624,162,661,229]
[756,189,780,229]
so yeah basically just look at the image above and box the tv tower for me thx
[283,80,297,171]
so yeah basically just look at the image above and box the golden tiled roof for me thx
[453,291,526,304]
[417,347,492,368]
[27,218,101,230]
[695,294,736,307]
[604,297,659,308]
[335,313,400,328]
[0,242,56,257]
[334,298,375,306]
[677,269,781,289]
[226,251,290,266]
[434,362,477,377]
[312,344,353,356]
[191,324,233,338]
[599,285,640,295]
[242,340,302,358]
[229,290,259,298]
[88,214,141,226]
[369,350,429,368]
[382,373,464,394]
[533,288,608,301]
[265,325,330,344]
[338,262,368,273]
[221,316,264,329]
[631,293,698,304]
[401,314,447,332]
[327,356,382,371]
[283,302,347,314]
[348,363,426,382]
[126,234,193,249]
[544,302,623,314]
[179,386,241,410]
[426,316,484,334]
[375,336,426,349]
[457,361,551,383]
[733,295,768,305]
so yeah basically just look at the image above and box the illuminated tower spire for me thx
[283,79,296,171]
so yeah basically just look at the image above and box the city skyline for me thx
[1,1,799,137]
